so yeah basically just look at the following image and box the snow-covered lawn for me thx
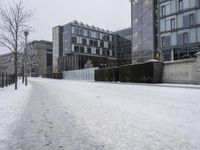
[0,81,31,149]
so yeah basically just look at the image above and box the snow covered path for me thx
[4,78,200,150]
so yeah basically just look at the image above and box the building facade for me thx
[0,52,22,74]
[28,40,52,76]
[53,20,116,72]
[159,0,200,61]
[130,0,158,64]
[52,26,63,73]
[114,28,132,66]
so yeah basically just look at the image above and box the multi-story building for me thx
[52,26,63,73]
[0,52,22,74]
[114,28,132,66]
[130,0,158,64]
[53,20,116,72]
[28,40,52,76]
[159,0,200,61]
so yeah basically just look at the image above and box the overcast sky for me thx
[0,0,131,54]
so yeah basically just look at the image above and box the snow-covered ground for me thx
[0,81,32,149]
[1,78,200,150]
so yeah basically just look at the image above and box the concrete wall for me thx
[163,52,200,84]
[63,68,98,81]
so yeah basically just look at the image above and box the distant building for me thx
[28,40,52,76]
[130,0,158,63]
[114,28,132,66]
[0,52,22,74]
[159,0,200,61]
[53,20,116,72]
[52,26,63,73]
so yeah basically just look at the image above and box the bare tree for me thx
[0,0,33,89]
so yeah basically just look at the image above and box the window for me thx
[87,47,91,54]
[89,40,94,46]
[82,38,87,45]
[80,47,84,53]
[87,31,91,37]
[171,19,175,30]
[96,49,100,55]
[198,0,200,7]
[179,0,183,11]
[189,14,195,26]
[94,40,98,47]
[183,15,189,27]
[71,37,77,44]
[183,32,188,44]
[100,41,104,47]
[75,28,79,35]
[162,36,166,47]
[74,46,79,52]
[161,5,166,16]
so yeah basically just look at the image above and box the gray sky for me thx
[0,0,131,54]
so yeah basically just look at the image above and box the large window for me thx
[183,32,188,44]
[161,5,166,16]
[87,47,91,54]
[71,37,77,44]
[171,19,175,30]
[189,14,195,26]
[82,38,87,45]
[179,0,183,11]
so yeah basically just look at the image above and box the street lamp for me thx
[24,31,29,86]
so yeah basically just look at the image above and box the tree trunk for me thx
[14,51,18,90]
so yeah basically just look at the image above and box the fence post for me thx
[2,73,4,88]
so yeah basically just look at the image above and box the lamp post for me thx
[24,31,29,86]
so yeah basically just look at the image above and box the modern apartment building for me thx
[159,0,200,61]
[28,40,53,76]
[130,0,158,64]
[114,28,132,66]
[53,20,116,72]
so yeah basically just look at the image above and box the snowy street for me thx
[1,78,200,150]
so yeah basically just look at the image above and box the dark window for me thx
[189,14,195,26]
[80,47,84,53]
[72,37,77,44]
[94,40,98,47]
[87,31,91,37]
[171,19,175,30]
[100,41,104,47]
[87,47,91,54]
[82,38,87,45]
[183,32,188,44]
[161,6,166,16]
[96,49,100,55]
[89,40,93,46]
[179,0,183,11]
[74,46,79,52]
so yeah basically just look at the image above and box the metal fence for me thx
[63,68,98,81]
[0,73,15,88]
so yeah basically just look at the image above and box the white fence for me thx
[63,68,98,81]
